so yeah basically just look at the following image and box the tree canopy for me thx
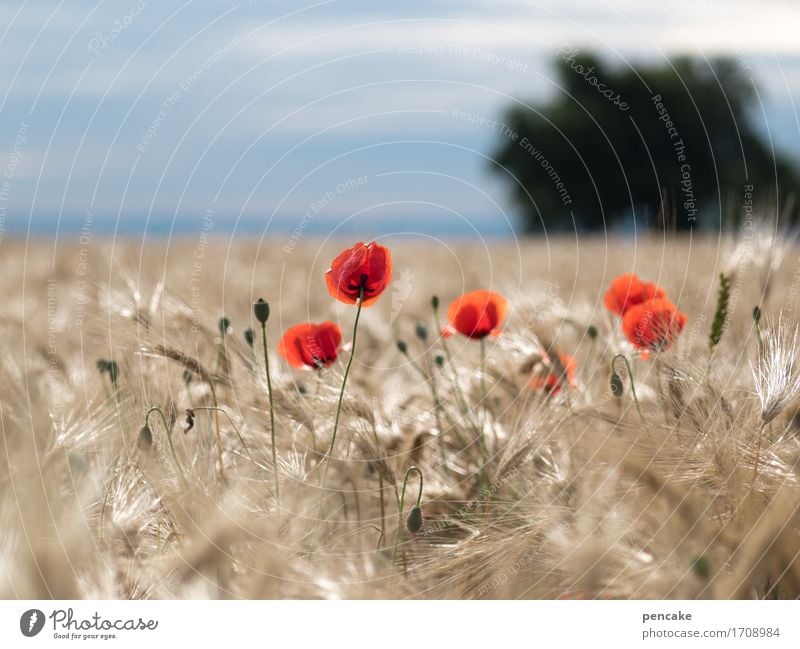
[492,52,800,232]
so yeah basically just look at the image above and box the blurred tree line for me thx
[492,51,800,232]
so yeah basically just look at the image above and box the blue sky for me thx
[1,0,799,238]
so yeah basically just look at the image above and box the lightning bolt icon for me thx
[28,611,37,632]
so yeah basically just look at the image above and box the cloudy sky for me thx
[1,0,798,239]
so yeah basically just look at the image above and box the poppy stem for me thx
[192,381,224,482]
[397,342,453,465]
[752,420,768,485]
[479,336,486,409]
[478,336,489,456]
[183,372,195,409]
[145,406,186,480]
[612,354,646,425]
[753,307,764,356]
[189,406,254,465]
[391,466,424,572]
[260,322,280,512]
[377,471,386,550]
[215,337,224,378]
[426,354,449,468]
[587,332,598,378]
[209,383,225,482]
[655,354,665,396]
[432,299,483,446]
[432,301,469,415]
[319,284,365,514]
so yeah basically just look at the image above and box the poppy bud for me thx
[431,295,439,310]
[752,306,762,324]
[244,328,255,347]
[219,316,231,336]
[610,371,624,397]
[396,340,408,354]
[587,325,598,340]
[691,555,710,579]
[406,506,423,533]
[107,361,119,385]
[415,323,428,341]
[434,354,444,367]
[138,425,153,452]
[254,298,270,324]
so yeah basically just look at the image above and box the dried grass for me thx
[2,231,800,599]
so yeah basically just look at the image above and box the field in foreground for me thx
[3,232,800,599]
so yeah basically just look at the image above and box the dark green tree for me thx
[492,53,800,232]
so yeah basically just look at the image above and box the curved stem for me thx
[612,354,645,425]
[148,345,223,480]
[260,322,280,512]
[342,474,362,526]
[391,466,424,570]
[190,406,254,464]
[145,406,186,480]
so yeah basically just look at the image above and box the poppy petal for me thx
[446,290,508,339]
[604,273,667,316]
[325,241,392,307]
[622,298,687,351]
[278,321,343,369]
[530,352,577,395]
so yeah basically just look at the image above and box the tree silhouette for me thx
[491,52,800,232]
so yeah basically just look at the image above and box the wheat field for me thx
[3,229,800,599]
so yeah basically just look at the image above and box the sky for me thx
[1,0,799,239]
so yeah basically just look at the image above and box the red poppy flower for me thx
[604,273,666,316]
[443,290,508,339]
[622,298,687,352]
[277,321,342,369]
[325,241,392,307]
[530,352,577,395]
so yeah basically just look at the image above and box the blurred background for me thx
[0,0,798,240]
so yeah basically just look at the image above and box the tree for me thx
[491,53,800,232]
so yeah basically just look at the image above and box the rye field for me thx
[2,231,800,599]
